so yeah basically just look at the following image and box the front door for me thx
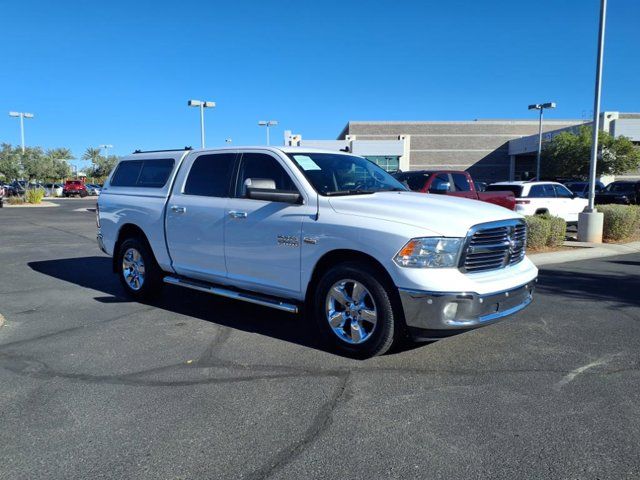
[224,151,313,297]
[165,152,237,283]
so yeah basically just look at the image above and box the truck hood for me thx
[328,191,521,237]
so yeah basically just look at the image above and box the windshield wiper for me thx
[324,190,376,196]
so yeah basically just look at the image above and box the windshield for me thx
[605,182,634,193]
[287,152,407,196]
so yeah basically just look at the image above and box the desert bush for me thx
[25,188,45,204]
[545,214,567,247]
[599,204,640,241]
[525,215,551,250]
[7,196,24,205]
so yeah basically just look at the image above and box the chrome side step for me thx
[163,276,299,313]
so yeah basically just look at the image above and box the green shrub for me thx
[545,214,567,247]
[25,188,45,204]
[525,215,551,250]
[7,196,24,205]
[599,204,640,241]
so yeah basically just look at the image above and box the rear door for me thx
[165,152,237,283]
[224,151,312,297]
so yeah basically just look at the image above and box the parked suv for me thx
[63,180,88,197]
[595,181,640,205]
[97,147,537,357]
[564,181,605,199]
[486,181,588,223]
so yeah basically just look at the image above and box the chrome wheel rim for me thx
[122,247,145,291]
[325,279,377,344]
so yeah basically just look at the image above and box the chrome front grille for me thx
[460,220,527,273]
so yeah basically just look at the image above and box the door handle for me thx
[228,210,248,219]
[170,205,186,214]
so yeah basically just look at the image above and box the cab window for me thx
[184,153,236,197]
[451,173,471,192]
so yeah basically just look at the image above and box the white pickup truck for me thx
[97,147,538,357]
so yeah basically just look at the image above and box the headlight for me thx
[394,237,463,268]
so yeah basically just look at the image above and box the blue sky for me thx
[1,0,639,169]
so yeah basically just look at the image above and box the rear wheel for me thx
[116,237,162,299]
[313,261,402,358]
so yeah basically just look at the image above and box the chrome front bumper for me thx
[399,280,536,333]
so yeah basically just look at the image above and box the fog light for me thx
[443,302,458,321]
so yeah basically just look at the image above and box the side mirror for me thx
[244,178,301,204]
[429,182,450,194]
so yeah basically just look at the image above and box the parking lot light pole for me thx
[528,102,556,180]
[188,100,216,148]
[8,111,34,153]
[99,144,113,157]
[578,0,607,243]
[258,120,278,146]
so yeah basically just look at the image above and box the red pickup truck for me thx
[63,180,88,198]
[393,170,516,210]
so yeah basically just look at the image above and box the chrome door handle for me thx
[228,211,248,219]
[170,205,186,214]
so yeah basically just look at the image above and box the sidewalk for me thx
[529,240,640,266]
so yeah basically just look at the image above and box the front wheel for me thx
[313,261,402,358]
[116,238,162,299]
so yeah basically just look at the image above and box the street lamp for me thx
[578,0,608,243]
[258,120,278,146]
[99,144,113,157]
[8,111,34,153]
[528,102,556,180]
[188,99,216,148]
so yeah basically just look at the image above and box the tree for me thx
[0,143,22,181]
[83,147,117,179]
[542,125,640,179]
[20,147,49,181]
[45,148,74,180]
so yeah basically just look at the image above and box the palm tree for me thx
[82,147,102,163]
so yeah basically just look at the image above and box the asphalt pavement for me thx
[1,198,639,479]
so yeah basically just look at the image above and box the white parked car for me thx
[44,183,63,197]
[97,147,538,357]
[86,184,101,196]
[486,181,588,223]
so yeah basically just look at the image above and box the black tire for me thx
[313,261,402,358]
[80,192,87,198]
[116,237,162,300]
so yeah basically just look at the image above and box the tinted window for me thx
[452,173,471,192]
[430,174,452,192]
[528,184,556,198]
[111,161,143,187]
[605,182,636,193]
[566,182,586,194]
[237,153,296,197]
[111,159,175,188]
[138,159,174,187]
[397,173,429,191]
[554,184,573,198]
[184,153,236,197]
[485,185,523,197]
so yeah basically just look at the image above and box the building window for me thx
[364,156,400,173]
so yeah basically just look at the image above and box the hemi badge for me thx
[303,237,318,245]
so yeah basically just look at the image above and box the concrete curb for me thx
[530,241,640,267]
[4,202,59,208]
